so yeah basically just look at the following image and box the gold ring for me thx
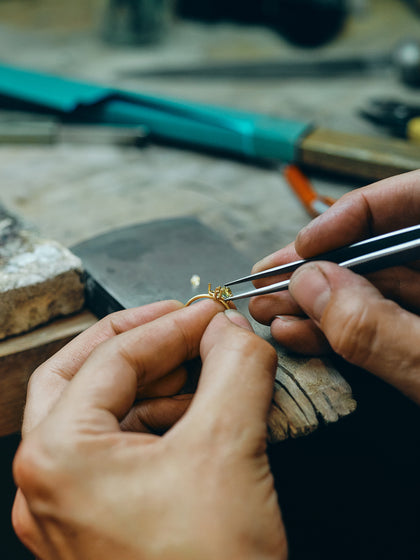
[185,283,234,310]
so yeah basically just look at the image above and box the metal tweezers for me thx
[224,224,420,302]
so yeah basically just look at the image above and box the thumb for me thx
[289,261,420,404]
[177,310,278,447]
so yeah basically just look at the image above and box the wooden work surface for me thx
[1,0,420,438]
[1,0,420,257]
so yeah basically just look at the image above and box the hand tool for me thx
[0,111,149,145]
[101,0,172,45]
[2,62,420,180]
[283,164,336,217]
[0,121,149,146]
[120,39,420,87]
[360,98,420,142]
[224,224,420,301]
[175,0,348,48]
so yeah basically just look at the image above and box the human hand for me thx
[12,300,287,560]
[249,170,420,404]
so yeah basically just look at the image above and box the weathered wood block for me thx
[268,353,356,442]
[0,205,85,339]
[0,310,97,436]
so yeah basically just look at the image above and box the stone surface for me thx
[0,205,84,339]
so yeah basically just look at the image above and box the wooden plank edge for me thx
[0,310,97,436]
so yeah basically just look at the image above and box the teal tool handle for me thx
[90,95,312,163]
[0,63,311,162]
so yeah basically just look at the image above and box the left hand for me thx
[12,299,287,560]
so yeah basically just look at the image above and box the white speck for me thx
[190,274,200,288]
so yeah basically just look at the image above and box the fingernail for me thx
[274,315,304,322]
[252,254,274,273]
[289,263,331,321]
[224,309,253,331]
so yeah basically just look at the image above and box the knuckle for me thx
[13,429,72,503]
[13,437,51,498]
[104,312,126,336]
[12,516,32,551]
[172,315,197,361]
[231,328,277,370]
[95,308,131,336]
[260,338,279,370]
[324,301,378,367]
[11,504,27,543]
[11,496,39,553]
[26,365,43,393]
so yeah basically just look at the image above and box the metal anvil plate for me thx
[72,217,252,318]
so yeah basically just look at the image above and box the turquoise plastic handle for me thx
[94,96,312,163]
[0,63,312,162]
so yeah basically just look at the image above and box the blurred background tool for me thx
[101,0,173,45]
[0,117,56,144]
[0,111,149,146]
[283,164,336,218]
[176,0,350,47]
[404,0,420,14]
[2,63,420,181]
[121,38,420,87]
[360,98,420,141]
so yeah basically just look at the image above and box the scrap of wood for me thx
[267,352,356,443]
[250,322,356,443]
[0,310,97,437]
[0,205,85,339]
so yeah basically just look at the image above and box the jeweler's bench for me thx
[1,3,420,559]
[1,0,419,437]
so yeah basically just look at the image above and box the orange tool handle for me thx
[284,164,336,218]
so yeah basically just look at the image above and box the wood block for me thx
[0,205,85,340]
[0,310,97,437]
[268,353,356,442]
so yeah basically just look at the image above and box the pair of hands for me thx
[13,171,420,559]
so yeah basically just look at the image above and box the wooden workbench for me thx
[1,0,420,435]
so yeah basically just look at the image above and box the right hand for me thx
[249,170,420,404]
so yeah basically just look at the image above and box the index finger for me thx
[296,170,420,258]
[23,300,183,435]
[42,300,224,434]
